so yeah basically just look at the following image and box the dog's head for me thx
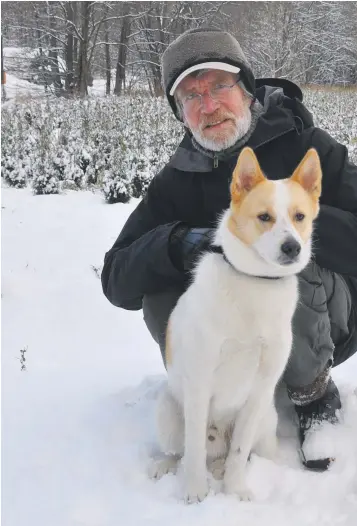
[227,147,322,274]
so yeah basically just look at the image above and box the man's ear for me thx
[174,93,185,124]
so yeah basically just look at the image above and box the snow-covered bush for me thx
[32,155,60,195]
[1,88,356,202]
[303,87,357,162]
[102,146,132,204]
[2,156,27,188]
[131,152,154,199]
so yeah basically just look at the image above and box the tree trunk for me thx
[104,7,111,95]
[151,63,163,96]
[73,0,79,87]
[77,1,90,97]
[114,5,130,96]
[34,10,43,55]
[65,1,74,94]
[48,15,63,96]
[1,35,6,101]
[34,9,48,91]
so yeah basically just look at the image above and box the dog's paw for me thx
[148,455,179,480]
[235,487,254,502]
[224,482,254,501]
[183,477,209,504]
[223,459,254,501]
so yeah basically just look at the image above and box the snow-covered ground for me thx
[2,46,135,103]
[2,72,47,101]
[2,186,357,526]
[2,71,114,102]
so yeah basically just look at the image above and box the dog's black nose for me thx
[280,239,301,260]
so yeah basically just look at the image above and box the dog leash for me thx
[210,244,283,280]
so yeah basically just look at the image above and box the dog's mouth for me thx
[254,247,302,274]
[278,257,297,266]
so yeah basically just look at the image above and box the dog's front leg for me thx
[224,340,290,500]
[182,376,211,504]
[224,380,274,500]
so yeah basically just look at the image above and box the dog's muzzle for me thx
[279,238,301,265]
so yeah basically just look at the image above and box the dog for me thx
[149,147,322,503]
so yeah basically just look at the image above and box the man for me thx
[102,28,357,470]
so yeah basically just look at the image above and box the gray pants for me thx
[143,262,353,397]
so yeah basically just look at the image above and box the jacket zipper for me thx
[211,127,295,171]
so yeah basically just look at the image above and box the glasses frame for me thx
[179,76,241,112]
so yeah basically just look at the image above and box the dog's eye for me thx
[295,212,305,222]
[257,213,272,222]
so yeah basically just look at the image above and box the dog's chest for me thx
[210,336,263,417]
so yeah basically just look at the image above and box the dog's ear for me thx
[231,147,266,202]
[290,149,322,202]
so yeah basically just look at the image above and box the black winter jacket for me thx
[102,79,357,314]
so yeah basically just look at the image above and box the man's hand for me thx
[169,224,214,271]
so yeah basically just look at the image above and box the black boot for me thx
[295,378,342,471]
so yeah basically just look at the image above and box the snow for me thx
[2,61,142,104]
[301,417,354,461]
[2,186,357,525]
[1,73,144,104]
[3,47,38,59]
[3,72,47,101]
[2,72,108,102]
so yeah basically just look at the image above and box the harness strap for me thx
[210,244,283,281]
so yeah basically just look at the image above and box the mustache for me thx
[199,111,236,131]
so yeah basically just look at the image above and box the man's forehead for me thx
[177,69,236,92]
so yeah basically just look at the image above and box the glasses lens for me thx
[181,76,240,110]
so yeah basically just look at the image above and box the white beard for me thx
[191,109,252,152]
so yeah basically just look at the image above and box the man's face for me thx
[176,69,252,152]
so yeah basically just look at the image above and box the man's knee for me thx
[143,286,184,362]
[284,261,352,390]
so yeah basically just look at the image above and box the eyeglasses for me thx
[180,79,240,112]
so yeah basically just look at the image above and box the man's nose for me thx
[200,92,220,113]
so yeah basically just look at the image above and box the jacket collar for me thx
[168,82,299,173]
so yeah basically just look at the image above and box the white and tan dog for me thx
[150,147,322,503]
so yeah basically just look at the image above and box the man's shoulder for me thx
[256,77,315,130]
[256,77,303,101]
[159,133,213,174]
[150,154,195,188]
[301,126,347,161]
[255,79,347,156]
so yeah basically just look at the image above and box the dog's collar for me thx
[210,244,283,281]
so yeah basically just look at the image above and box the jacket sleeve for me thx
[311,128,357,277]
[101,168,185,310]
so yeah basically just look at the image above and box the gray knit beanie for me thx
[161,27,255,121]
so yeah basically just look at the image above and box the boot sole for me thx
[300,449,335,472]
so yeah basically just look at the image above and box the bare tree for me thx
[130,1,228,96]
[64,1,75,93]
[114,2,131,96]
[77,1,90,96]
[1,1,356,96]
[47,4,63,96]
[1,35,6,101]
[103,4,111,95]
